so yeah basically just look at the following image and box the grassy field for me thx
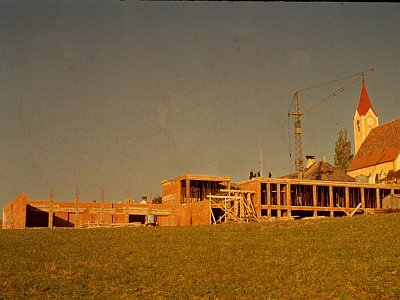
[1,214,400,299]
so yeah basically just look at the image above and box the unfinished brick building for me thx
[240,176,400,219]
[160,173,233,226]
[2,192,173,229]
[3,172,400,229]
[161,173,400,224]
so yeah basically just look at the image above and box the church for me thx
[347,80,400,184]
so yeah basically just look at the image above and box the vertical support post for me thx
[267,182,271,217]
[256,180,261,218]
[286,183,291,217]
[237,194,241,220]
[48,187,54,228]
[277,184,281,218]
[209,196,212,225]
[125,198,129,224]
[100,189,105,225]
[75,187,80,228]
[111,202,114,225]
[345,187,350,209]
[360,187,365,208]
[376,188,381,209]
[313,185,317,217]
[234,192,239,218]
[329,185,334,217]
[225,196,228,223]
[185,179,190,204]
[171,193,176,226]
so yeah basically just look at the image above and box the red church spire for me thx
[356,80,376,116]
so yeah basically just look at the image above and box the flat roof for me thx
[239,177,400,190]
[161,173,231,184]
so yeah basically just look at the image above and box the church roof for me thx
[356,80,377,116]
[282,160,355,182]
[348,119,400,172]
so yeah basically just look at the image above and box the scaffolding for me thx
[208,189,259,224]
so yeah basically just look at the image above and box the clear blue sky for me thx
[1,2,399,208]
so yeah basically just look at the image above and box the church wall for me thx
[394,154,400,171]
[348,161,395,183]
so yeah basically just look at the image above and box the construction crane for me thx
[288,68,374,177]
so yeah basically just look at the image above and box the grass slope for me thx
[1,214,400,299]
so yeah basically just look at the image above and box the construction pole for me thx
[48,187,54,228]
[100,189,105,225]
[75,187,80,228]
[260,150,263,177]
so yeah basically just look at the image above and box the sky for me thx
[1,2,400,209]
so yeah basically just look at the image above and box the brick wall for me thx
[3,197,173,229]
[2,194,28,229]
[175,201,210,226]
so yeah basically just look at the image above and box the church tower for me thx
[353,80,378,154]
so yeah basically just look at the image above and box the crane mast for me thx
[288,68,374,178]
[292,92,304,175]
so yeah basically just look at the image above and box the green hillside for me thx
[1,214,400,299]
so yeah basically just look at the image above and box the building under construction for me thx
[3,172,400,229]
[3,72,400,228]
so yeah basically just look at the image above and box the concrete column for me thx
[361,187,365,208]
[74,190,80,228]
[286,183,291,217]
[277,184,281,218]
[185,179,190,204]
[313,185,317,217]
[256,181,262,218]
[125,200,129,224]
[267,183,271,217]
[111,203,114,225]
[329,186,334,217]
[48,206,53,228]
[48,189,54,228]
[376,188,381,209]
[345,187,350,209]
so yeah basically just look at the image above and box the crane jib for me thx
[288,68,374,175]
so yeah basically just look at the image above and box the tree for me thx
[334,128,353,172]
